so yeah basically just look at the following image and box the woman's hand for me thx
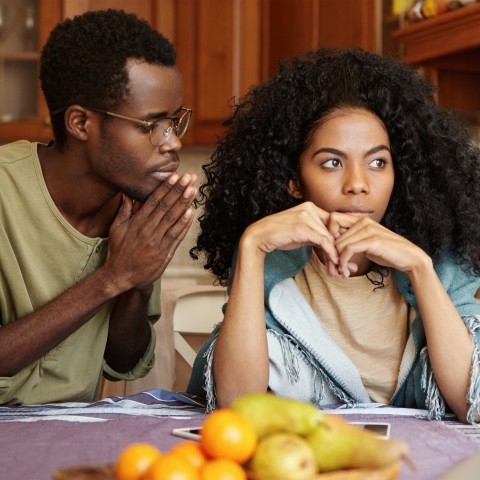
[333,216,430,277]
[244,202,364,275]
[244,203,431,279]
[246,202,335,253]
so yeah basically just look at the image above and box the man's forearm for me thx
[0,267,124,377]
[104,285,153,373]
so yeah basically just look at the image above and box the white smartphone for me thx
[172,426,202,441]
[172,422,391,441]
[350,422,391,439]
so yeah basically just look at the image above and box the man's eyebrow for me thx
[144,106,183,121]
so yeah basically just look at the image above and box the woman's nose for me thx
[343,166,369,194]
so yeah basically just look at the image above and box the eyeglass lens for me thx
[150,110,191,146]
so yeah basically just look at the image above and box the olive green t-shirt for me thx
[0,141,159,405]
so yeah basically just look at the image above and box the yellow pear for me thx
[230,392,323,439]
[249,432,317,480]
[306,415,409,472]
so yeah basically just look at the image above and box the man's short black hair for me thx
[40,9,176,145]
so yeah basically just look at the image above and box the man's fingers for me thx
[154,208,195,269]
[143,173,197,227]
[113,194,133,227]
[131,200,143,216]
[169,208,194,244]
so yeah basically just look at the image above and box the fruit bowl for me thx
[52,461,400,480]
[250,461,401,480]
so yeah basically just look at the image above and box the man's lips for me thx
[151,162,179,181]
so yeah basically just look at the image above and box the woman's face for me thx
[289,108,394,223]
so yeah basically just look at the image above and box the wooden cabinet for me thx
[175,0,262,144]
[393,3,480,112]
[176,0,380,144]
[0,0,385,145]
[262,0,379,78]
[62,0,175,37]
[171,0,378,144]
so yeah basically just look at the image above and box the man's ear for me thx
[64,105,90,141]
[288,178,303,200]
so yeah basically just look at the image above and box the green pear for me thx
[306,415,409,472]
[230,392,324,439]
[249,433,317,480]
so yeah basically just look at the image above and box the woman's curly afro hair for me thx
[191,48,480,285]
[40,9,176,145]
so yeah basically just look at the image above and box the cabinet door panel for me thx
[63,0,155,20]
[316,0,378,51]
[196,1,234,122]
[263,0,319,78]
[176,0,262,145]
[263,0,379,81]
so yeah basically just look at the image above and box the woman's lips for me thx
[337,209,373,217]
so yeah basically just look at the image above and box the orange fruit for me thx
[145,453,200,480]
[200,409,257,463]
[169,441,207,469]
[200,459,247,480]
[115,442,162,480]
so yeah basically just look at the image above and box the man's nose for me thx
[159,131,182,152]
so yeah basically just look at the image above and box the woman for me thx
[188,48,480,424]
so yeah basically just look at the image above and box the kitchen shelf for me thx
[392,3,480,112]
[392,3,480,65]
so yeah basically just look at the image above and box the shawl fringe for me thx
[420,347,445,420]
[267,330,357,408]
[202,331,219,413]
[420,315,480,424]
[465,315,480,424]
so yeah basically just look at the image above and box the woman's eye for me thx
[369,158,387,168]
[322,158,342,168]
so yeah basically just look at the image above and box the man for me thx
[0,9,197,405]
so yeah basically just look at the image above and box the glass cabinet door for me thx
[0,0,60,143]
[0,0,39,123]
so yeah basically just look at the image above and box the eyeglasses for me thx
[51,105,192,147]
